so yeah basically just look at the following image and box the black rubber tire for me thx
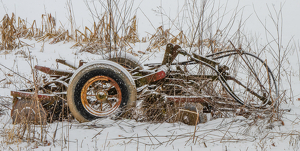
[67,60,136,122]
[104,51,143,70]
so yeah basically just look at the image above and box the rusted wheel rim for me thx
[81,76,122,117]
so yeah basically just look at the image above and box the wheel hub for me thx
[96,90,108,101]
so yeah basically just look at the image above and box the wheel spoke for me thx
[90,100,98,106]
[106,84,113,91]
[108,101,113,107]
[100,101,103,111]
[108,94,118,99]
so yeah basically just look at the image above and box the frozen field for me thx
[0,0,300,150]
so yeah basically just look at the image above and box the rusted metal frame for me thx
[11,90,57,101]
[175,46,220,68]
[143,44,182,70]
[144,45,244,106]
[163,77,206,93]
[11,79,68,102]
[158,45,246,105]
[169,73,227,81]
[35,65,73,76]
[162,83,194,96]
[188,52,229,75]
[163,75,215,95]
[134,70,166,87]
[218,51,267,93]
[144,60,199,68]
[128,66,140,74]
[41,80,69,96]
[161,43,181,65]
[164,95,212,113]
[205,49,239,58]
[136,43,189,87]
[209,50,278,98]
[177,50,245,105]
[131,69,157,80]
[211,51,277,105]
[227,76,269,104]
[143,63,163,68]
[191,53,220,67]
[135,65,168,87]
[56,59,77,69]
[79,60,87,67]
[163,44,229,75]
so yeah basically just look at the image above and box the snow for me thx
[1,0,300,150]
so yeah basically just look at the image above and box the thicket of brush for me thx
[0,0,294,149]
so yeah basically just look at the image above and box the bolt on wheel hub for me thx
[96,90,108,101]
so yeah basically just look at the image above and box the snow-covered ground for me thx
[1,0,300,150]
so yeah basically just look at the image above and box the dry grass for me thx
[0,0,293,150]
[0,0,285,124]
[1,13,18,50]
[0,12,140,56]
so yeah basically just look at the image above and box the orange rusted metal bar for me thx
[11,90,56,101]
[135,66,168,87]
[35,65,73,76]
[56,59,77,69]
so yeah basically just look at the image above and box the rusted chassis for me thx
[10,43,278,123]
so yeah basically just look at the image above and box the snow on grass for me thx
[1,0,300,151]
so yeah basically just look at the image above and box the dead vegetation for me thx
[0,11,139,53]
[0,0,294,150]
[0,0,285,125]
[1,13,18,50]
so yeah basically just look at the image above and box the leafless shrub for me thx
[0,0,294,150]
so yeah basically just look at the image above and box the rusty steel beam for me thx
[56,59,77,69]
[135,70,166,87]
[79,60,87,67]
[135,66,168,87]
[35,65,73,76]
[145,70,166,82]
[162,43,181,65]
[191,53,220,67]
[11,90,55,101]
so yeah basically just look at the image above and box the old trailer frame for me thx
[10,43,278,123]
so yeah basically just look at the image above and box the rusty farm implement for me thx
[10,43,278,124]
